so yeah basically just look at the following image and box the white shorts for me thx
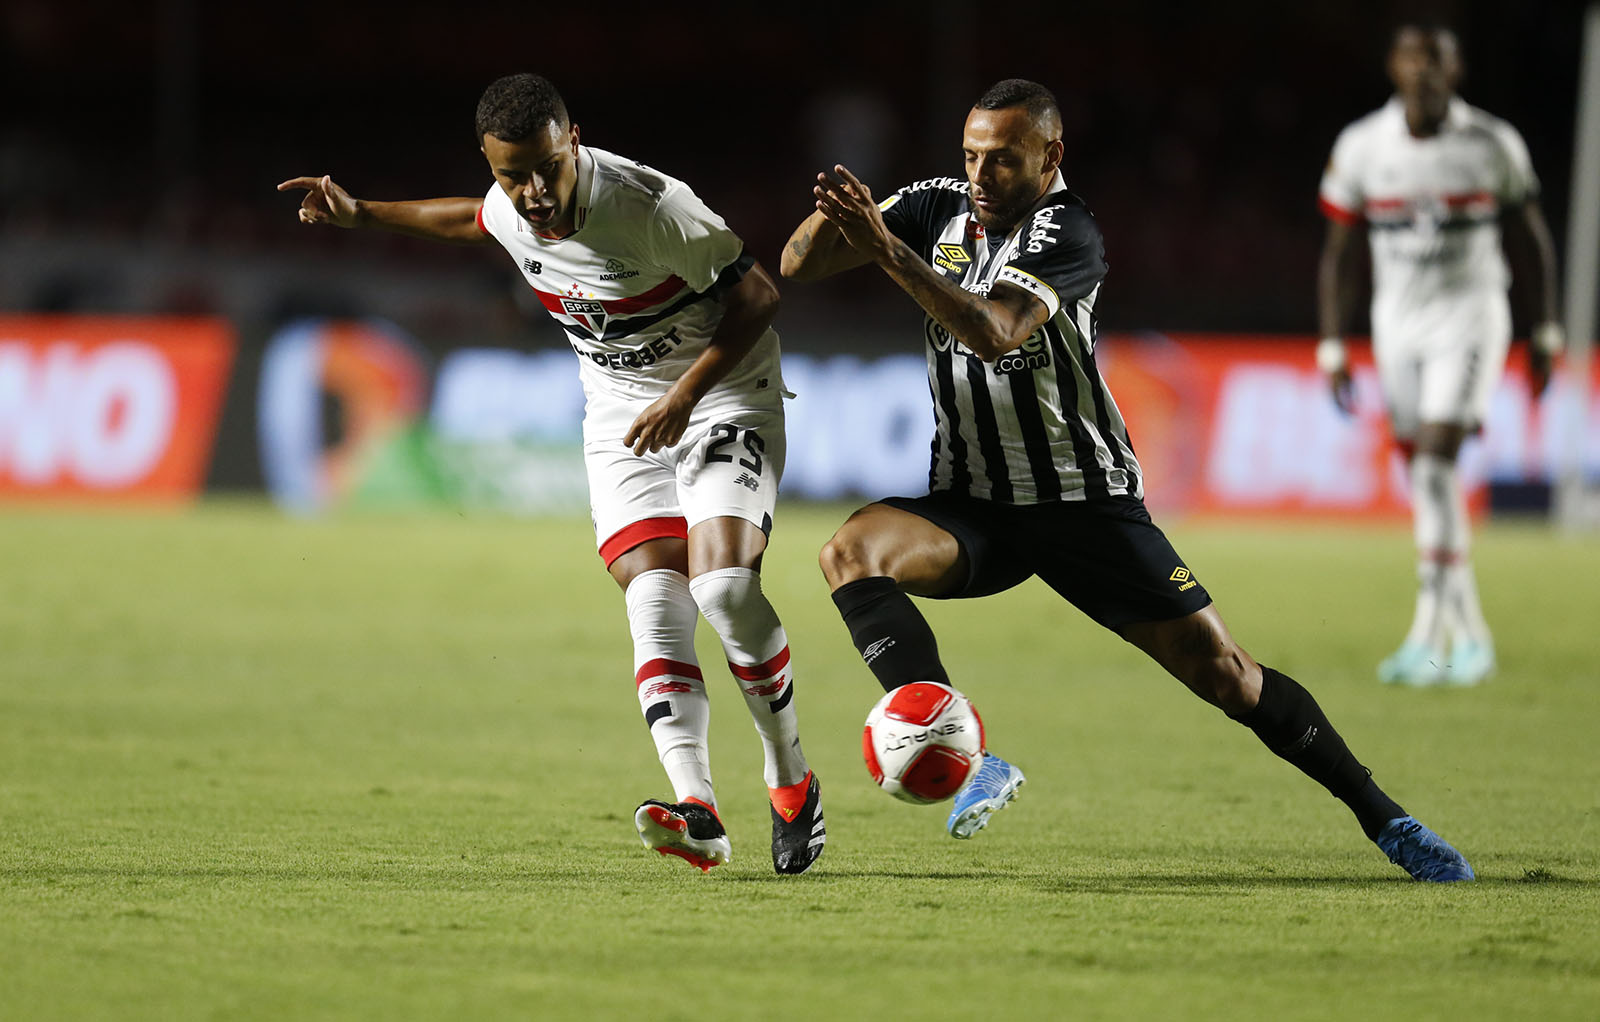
[586,400,786,566]
[1372,294,1510,438]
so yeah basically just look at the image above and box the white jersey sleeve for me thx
[646,182,746,293]
[1488,118,1539,204]
[1318,123,1366,224]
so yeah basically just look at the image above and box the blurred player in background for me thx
[783,78,1473,881]
[1317,24,1563,687]
[279,74,824,875]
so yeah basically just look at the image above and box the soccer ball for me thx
[862,682,985,804]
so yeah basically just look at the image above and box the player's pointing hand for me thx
[814,164,893,263]
[276,174,361,228]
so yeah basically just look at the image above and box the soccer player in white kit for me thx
[278,73,824,874]
[1317,24,1563,687]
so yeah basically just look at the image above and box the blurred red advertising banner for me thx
[0,317,235,502]
[1099,333,1597,518]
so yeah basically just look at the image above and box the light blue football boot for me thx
[1377,641,1446,686]
[946,752,1025,839]
[1445,637,1496,686]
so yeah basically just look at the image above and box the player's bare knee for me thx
[1199,655,1258,715]
[819,529,875,588]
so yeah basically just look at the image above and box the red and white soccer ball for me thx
[862,682,986,804]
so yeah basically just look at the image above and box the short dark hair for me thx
[975,78,1062,132]
[475,73,569,142]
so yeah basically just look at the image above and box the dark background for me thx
[1,0,1590,347]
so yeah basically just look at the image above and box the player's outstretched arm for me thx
[1501,199,1563,396]
[276,175,490,245]
[623,261,782,455]
[811,165,1046,361]
[781,208,873,281]
[1316,218,1364,414]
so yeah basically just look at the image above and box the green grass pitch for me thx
[1,502,1596,1020]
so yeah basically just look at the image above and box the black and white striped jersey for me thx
[878,173,1142,503]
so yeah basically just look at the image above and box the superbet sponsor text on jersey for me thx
[476,146,784,434]
[1319,98,1538,338]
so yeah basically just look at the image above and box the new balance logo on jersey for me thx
[862,636,895,664]
[523,258,543,275]
[734,472,759,491]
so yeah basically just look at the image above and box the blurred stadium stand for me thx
[2,0,1588,346]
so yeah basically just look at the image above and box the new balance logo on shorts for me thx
[734,472,759,491]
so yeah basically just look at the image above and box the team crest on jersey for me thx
[561,283,606,328]
[933,243,971,276]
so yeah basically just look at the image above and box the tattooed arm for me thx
[780,207,873,281]
[809,164,1047,361]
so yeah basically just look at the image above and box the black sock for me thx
[1231,666,1406,839]
[830,576,950,693]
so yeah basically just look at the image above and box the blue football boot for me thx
[1375,815,1475,882]
[946,752,1025,839]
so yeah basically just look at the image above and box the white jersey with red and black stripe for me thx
[1319,97,1537,351]
[477,145,783,436]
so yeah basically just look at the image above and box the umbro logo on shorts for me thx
[1170,566,1198,592]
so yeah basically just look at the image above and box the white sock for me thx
[1444,560,1492,647]
[625,569,714,806]
[1406,453,1465,651]
[689,567,810,790]
[1408,454,1478,652]
[1403,558,1449,650]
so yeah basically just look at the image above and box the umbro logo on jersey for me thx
[1170,566,1198,591]
[523,258,543,275]
[933,243,971,276]
[734,472,760,492]
[862,636,895,664]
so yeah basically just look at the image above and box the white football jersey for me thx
[477,145,783,434]
[1319,97,1537,346]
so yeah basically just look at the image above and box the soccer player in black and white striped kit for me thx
[782,79,1473,881]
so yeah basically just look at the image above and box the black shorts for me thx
[880,491,1212,632]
